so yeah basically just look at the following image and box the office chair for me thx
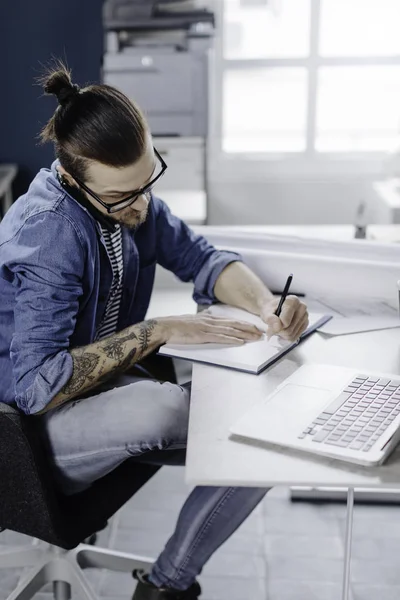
[0,401,159,600]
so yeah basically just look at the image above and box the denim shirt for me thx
[0,162,241,415]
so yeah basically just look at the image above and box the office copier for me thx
[102,0,215,224]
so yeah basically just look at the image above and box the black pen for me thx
[274,274,293,317]
[271,290,305,298]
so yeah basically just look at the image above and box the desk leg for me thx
[342,487,354,600]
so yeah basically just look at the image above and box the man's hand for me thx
[159,313,263,345]
[260,296,309,342]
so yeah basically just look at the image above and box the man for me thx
[0,65,308,599]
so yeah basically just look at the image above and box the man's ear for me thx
[57,166,77,188]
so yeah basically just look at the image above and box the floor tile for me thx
[350,536,400,560]
[202,552,266,579]
[200,575,266,600]
[352,584,400,600]
[342,517,400,540]
[267,580,351,600]
[117,507,178,536]
[350,558,400,585]
[266,555,344,583]
[99,571,137,596]
[0,569,23,599]
[213,530,264,556]
[109,527,167,558]
[135,466,190,494]
[351,503,400,522]
[264,533,343,559]
[121,489,190,514]
[263,502,342,537]
[0,531,33,546]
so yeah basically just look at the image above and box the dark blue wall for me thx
[0,0,103,197]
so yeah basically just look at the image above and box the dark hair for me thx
[39,62,148,181]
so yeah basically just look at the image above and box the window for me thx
[224,0,310,59]
[320,0,400,57]
[221,0,400,155]
[316,66,400,152]
[223,68,307,152]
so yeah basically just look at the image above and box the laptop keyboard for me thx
[298,375,400,453]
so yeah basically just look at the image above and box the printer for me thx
[102,0,215,137]
[103,0,215,34]
[102,0,215,224]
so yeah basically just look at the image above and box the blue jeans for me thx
[39,374,269,590]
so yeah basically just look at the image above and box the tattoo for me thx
[62,352,100,395]
[52,319,159,409]
[101,332,137,361]
[96,348,138,386]
[137,319,157,359]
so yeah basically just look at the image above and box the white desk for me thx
[187,327,400,599]
[196,224,400,244]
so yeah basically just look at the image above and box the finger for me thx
[284,314,308,342]
[292,313,309,340]
[203,325,263,341]
[280,303,308,338]
[205,333,246,345]
[279,314,306,341]
[280,313,309,342]
[278,295,301,329]
[264,315,284,339]
[204,317,264,335]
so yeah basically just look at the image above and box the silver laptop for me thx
[230,364,400,467]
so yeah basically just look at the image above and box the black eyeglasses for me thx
[73,147,168,214]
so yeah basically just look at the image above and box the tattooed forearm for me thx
[62,351,100,395]
[39,318,166,414]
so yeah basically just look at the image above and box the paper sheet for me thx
[304,295,399,335]
[318,316,400,336]
[307,296,398,318]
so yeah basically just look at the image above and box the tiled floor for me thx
[2,478,400,600]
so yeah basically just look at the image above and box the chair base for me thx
[0,542,153,600]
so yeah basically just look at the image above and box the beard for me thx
[111,206,148,230]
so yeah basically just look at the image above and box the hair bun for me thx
[56,83,80,106]
[43,67,80,107]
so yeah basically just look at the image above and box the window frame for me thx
[210,0,400,177]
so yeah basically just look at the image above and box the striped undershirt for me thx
[96,224,124,341]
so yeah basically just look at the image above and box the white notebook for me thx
[158,305,332,375]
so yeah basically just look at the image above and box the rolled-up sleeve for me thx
[5,211,85,414]
[154,197,242,305]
